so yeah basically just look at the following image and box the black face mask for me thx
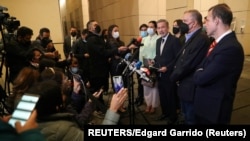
[21,40,31,46]
[95,25,101,34]
[71,32,77,37]
[179,23,189,34]
[172,27,180,34]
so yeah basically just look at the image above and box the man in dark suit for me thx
[170,9,210,125]
[63,26,79,59]
[153,19,182,124]
[193,3,244,124]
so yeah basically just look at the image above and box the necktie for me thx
[71,37,76,47]
[206,41,217,57]
[160,39,165,55]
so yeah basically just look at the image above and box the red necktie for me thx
[206,41,217,57]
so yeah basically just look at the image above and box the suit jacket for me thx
[193,32,244,123]
[63,35,79,58]
[170,28,210,101]
[154,33,182,80]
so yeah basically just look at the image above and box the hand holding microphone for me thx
[128,36,143,49]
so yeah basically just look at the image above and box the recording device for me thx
[112,75,124,93]
[0,5,20,33]
[8,94,40,127]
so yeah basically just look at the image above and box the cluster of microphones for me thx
[120,52,152,82]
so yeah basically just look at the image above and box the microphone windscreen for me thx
[135,61,142,69]
[125,53,132,60]
[137,36,142,43]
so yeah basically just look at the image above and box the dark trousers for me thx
[136,73,144,100]
[158,77,177,121]
[180,100,196,125]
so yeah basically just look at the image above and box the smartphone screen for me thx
[112,75,124,93]
[8,93,40,127]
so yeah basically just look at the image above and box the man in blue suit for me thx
[170,10,210,125]
[194,3,244,124]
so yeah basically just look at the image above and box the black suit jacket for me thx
[63,35,79,58]
[154,33,182,79]
[170,28,210,101]
[193,32,244,123]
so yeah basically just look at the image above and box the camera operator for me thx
[5,26,35,83]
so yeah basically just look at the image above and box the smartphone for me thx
[8,93,40,127]
[112,75,124,93]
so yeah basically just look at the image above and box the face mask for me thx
[140,31,148,38]
[95,25,101,34]
[71,32,77,37]
[179,23,189,34]
[71,67,78,74]
[172,27,180,34]
[147,28,155,35]
[112,31,119,39]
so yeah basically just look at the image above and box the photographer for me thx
[5,26,34,83]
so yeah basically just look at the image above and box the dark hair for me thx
[16,26,33,37]
[31,80,62,117]
[149,20,157,33]
[107,24,119,39]
[39,27,50,36]
[209,3,232,26]
[39,58,56,72]
[139,24,148,30]
[41,37,52,48]
[86,20,96,30]
[81,28,88,35]
[26,47,43,62]
[174,19,183,27]
[40,67,64,85]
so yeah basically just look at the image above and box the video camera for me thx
[0,6,20,33]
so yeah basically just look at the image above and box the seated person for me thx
[0,110,46,141]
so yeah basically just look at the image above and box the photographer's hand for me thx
[109,88,128,113]
[15,110,38,133]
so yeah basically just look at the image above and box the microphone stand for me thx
[122,62,135,125]
[70,71,107,113]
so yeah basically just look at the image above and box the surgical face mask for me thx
[112,31,119,39]
[140,31,148,38]
[147,28,155,35]
[172,27,180,34]
[71,67,78,73]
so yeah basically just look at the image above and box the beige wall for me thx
[1,0,249,55]
[88,0,250,55]
[1,0,65,59]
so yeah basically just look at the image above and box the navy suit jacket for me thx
[193,32,244,123]
[170,28,210,101]
[154,33,181,80]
